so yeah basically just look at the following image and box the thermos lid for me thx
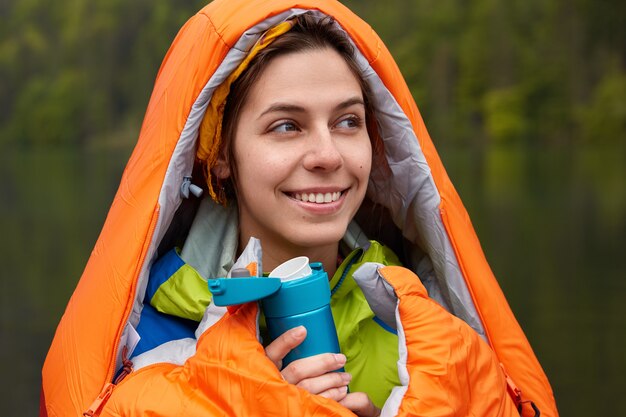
[207,259,330,314]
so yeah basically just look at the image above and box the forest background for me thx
[1,0,624,416]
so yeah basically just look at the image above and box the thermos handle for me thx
[208,277,282,306]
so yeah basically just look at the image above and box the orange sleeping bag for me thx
[40,1,558,416]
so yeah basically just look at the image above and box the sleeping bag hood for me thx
[41,1,558,416]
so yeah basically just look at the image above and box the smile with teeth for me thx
[291,191,343,204]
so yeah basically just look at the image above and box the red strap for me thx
[114,346,134,385]
[39,386,48,417]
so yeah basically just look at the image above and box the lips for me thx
[289,191,343,204]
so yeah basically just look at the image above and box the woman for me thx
[40,1,558,416]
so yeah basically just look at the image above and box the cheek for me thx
[233,144,294,195]
[238,148,291,174]
[359,160,372,187]
[350,141,373,179]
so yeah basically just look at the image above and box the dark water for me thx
[1,142,624,416]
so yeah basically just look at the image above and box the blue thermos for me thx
[208,257,341,367]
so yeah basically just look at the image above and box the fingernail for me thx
[334,353,346,365]
[292,326,306,338]
[340,385,348,394]
[341,372,352,383]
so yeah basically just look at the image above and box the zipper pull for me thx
[180,176,203,199]
[83,383,114,417]
[83,346,134,416]
[500,363,522,406]
[114,346,134,384]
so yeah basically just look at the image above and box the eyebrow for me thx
[258,96,365,119]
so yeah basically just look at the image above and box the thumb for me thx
[264,325,307,369]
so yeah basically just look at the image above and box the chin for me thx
[286,226,347,249]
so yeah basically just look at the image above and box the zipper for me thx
[438,206,492,344]
[108,205,159,376]
[84,206,160,415]
[500,363,522,406]
[83,383,115,417]
[83,343,135,416]
[330,249,361,296]
[500,363,540,416]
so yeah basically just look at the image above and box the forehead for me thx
[244,48,364,110]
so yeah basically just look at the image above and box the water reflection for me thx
[0,147,130,415]
[1,142,624,416]
[441,142,626,417]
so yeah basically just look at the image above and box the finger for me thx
[281,352,346,384]
[296,371,351,395]
[339,392,381,417]
[264,326,307,369]
[318,384,349,402]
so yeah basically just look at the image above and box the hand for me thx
[264,326,381,417]
[265,326,351,401]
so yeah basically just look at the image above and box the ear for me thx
[211,152,231,180]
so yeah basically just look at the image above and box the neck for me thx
[239,235,339,279]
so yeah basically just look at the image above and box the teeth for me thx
[292,191,342,204]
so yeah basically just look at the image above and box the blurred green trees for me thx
[0,0,207,147]
[345,0,625,144]
[0,0,624,147]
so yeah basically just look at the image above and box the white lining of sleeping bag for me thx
[382,305,409,417]
[120,7,486,372]
[352,262,397,330]
[132,337,197,370]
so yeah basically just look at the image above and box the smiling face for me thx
[218,47,372,267]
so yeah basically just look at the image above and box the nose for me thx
[302,128,343,172]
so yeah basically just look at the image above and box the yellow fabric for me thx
[151,263,211,322]
[197,20,295,203]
